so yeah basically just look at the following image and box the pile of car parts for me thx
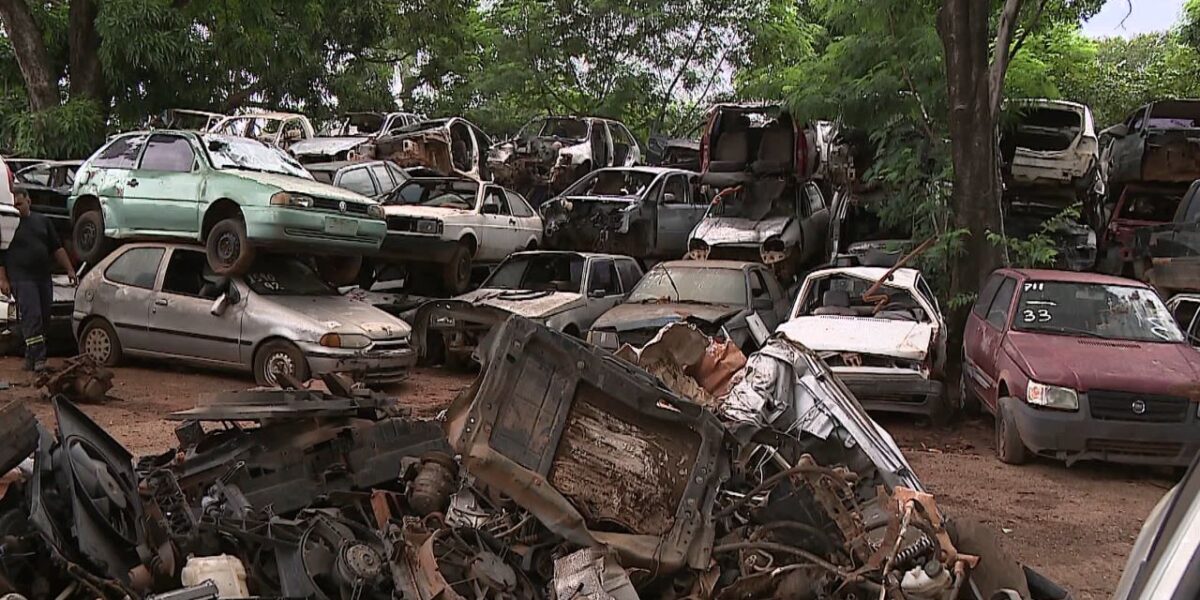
[35,354,114,402]
[0,319,1069,600]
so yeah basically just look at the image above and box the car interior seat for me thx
[752,124,793,175]
[813,289,857,316]
[709,115,751,172]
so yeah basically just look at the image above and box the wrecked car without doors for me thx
[414,250,643,366]
[1103,100,1200,198]
[782,265,950,420]
[15,160,81,235]
[373,117,492,182]
[74,243,416,385]
[211,112,316,151]
[374,176,542,293]
[489,116,641,195]
[1099,182,1187,277]
[587,259,788,351]
[962,268,1200,466]
[540,167,706,260]
[687,178,830,280]
[156,109,225,132]
[290,111,422,164]
[1002,99,1099,193]
[1003,191,1097,272]
[1130,178,1200,296]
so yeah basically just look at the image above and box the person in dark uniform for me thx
[0,186,76,372]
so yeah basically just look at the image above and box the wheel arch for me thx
[202,198,244,241]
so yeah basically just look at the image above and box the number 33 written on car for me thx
[1023,309,1052,323]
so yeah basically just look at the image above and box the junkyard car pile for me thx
[0,317,1071,600]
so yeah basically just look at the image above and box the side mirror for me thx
[210,294,230,316]
[226,282,241,305]
[482,202,500,215]
[663,192,677,204]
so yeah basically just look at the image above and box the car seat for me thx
[813,289,857,316]
[752,125,793,175]
[709,115,751,173]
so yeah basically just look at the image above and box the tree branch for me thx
[0,0,59,110]
[988,0,1024,119]
[1007,0,1049,63]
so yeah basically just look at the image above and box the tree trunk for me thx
[0,0,59,110]
[68,0,105,102]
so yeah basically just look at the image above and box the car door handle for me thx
[127,178,139,188]
[154,298,168,306]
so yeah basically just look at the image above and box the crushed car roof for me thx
[806,266,922,289]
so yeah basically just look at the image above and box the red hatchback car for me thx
[962,268,1200,466]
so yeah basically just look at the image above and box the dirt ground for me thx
[0,356,1173,599]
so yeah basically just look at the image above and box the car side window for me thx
[615,259,643,292]
[663,175,689,205]
[806,182,826,214]
[972,274,1003,317]
[339,168,377,196]
[588,259,621,296]
[750,270,770,299]
[985,277,1017,329]
[16,165,50,186]
[763,270,785,301]
[386,163,409,185]
[482,187,511,215]
[370,164,395,189]
[506,191,534,218]
[92,135,147,169]
[104,247,165,289]
[162,249,219,298]
[139,135,196,172]
[1172,299,1200,345]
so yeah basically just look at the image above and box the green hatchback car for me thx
[69,130,386,281]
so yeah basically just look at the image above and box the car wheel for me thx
[315,255,363,286]
[254,340,310,387]
[79,318,123,367]
[73,209,114,265]
[959,372,981,415]
[995,397,1029,465]
[206,218,256,276]
[928,393,954,427]
[442,243,472,295]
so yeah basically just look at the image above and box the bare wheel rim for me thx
[263,351,295,386]
[79,221,97,251]
[216,230,241,266]
[84,327,111,362]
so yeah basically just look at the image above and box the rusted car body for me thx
[962,268,1200,466]
[290,112,422,164]
[1098,183,1188,277]
[488,116,641,195]
[1003,99,1099,192]
[699,102,820,185]
[539,167,706,260]
[1102,100,1200,196]
[1131,180,1200,296]
[373,117,492,182]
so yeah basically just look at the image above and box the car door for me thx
[145,247,244,363]
[656,173,707,258]
[583,258,625,316]
[748,267,782,331]
[124,134,204,235]
[1168,295,1200,346]
[761,268,790,322]
[972,275,1018,412]
[97,246,167,352]
[505,190,541,244]
[799,182,830,262]
[477,185,519,261]
[79,134,148,228]
[1109,109,1149,183]
[16,164,67,220]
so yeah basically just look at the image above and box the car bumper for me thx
[242,206,385,255]
[1009,398,1200,467]
[374,233,460,264]
[833,368,945,416]
[297,342,418,385]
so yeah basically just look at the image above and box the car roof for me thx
[1009,98,1088,111]
[657,259,755,270]
[305,160,390,172]
[507,250,634,260]
[592,166,695,177]
[805,266,921,289]
[223,112,305,120]
[16,160,81,171]
[999,268,1150,287]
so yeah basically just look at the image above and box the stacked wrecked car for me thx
[0,317,1068,600]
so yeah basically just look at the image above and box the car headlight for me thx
[586,330,619,349]
[319,332,372,349]
[416,219,443,234]
[1026,380,1078,411]
[687,239,709,260]
[367,204,385,219]
[270,192,313,208]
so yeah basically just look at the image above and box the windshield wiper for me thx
[1034,325,1106,339]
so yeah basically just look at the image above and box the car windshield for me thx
[215,116,287,137]
[564,170,657,198]
[389,179,478,209]
[710,183,794,220]
[1118,190,1182,221]
[484,254,586,292]
[243,259,336,296]
[324,113,384,137]
[203,135,312,179]
[1014,281,1183,343]
[521,118,588,141]
[627,265,747,306]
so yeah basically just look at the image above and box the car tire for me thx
[442,243,472,295]
[254,340,310,387]
[73,209,114,265]
[928,393,954,427]
[995,397,1029,465]
[959,372,981,415]
[0,401,37,475]
[79,318,123,367]
[206,218,256,276]
[315,255,363,286]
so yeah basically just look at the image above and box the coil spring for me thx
[894,534,936,569]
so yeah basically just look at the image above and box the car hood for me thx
[777,317,935,361]
[382,204,475,219]
[592,302,743,331]
[1004,330,1200,394]
[692,216,792,245]
[224,170,373,204]
[289,137,368,157]
[455,288,584,318]
[261,294,411,339]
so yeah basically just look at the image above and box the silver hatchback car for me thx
[74,242,416,385]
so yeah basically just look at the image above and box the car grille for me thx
[1088,390,1190,423]
[311,197,370,215]
[371,338,411,352]
[1085,439,1183,458]
[708,246,762,263]
[387,216,420,232]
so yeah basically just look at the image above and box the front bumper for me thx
[832,368,945,416]
[242,206,386,256]
[297,341,417,385]
[1008,396,1200,467]
[374,233,460,264]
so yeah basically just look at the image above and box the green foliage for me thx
[6,98,105,159]
[986,203,1083,268]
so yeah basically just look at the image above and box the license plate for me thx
[324,217,359,236]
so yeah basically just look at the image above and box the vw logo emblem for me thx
[1131,400,1147,415]
[338,200,347,213]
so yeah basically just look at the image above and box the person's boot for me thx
[32,360,47,373]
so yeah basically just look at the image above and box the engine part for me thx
[408,453,457,517]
